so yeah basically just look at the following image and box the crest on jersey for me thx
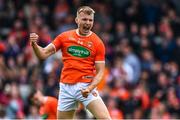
[92,91,97,97]
[87,41,93,48]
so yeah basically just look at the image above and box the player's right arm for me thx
[30,33,55,60]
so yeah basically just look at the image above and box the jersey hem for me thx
[60,80,92,84]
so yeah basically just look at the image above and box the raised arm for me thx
[30,33,56,60]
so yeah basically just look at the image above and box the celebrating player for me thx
[30,6,111,119]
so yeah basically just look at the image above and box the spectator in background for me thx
[128,22,140,52]
[26,105,41,119]
[156,29,176,63]
[120,42,141,84]
[122,0,143,24]
[175,76,180,100]
[5,82,24,119]
[29,89,58,119]
[142,0,161,24]
[95,2,112,33]
[166,87,180,118]
[140,49,155,71]
[115,22,127,42]
[109,54,134,84]
[150,102,170,119]
[107,97,123,119]
[173,37,180,67]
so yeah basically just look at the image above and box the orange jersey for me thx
[52,29,105,84]
[39,96,58,119]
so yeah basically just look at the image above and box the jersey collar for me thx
[76,29,92,37]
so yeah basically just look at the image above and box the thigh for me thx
[58,83,78,111]
[57,110,75,119]
[76,83,111,119]
[76,83,100,107]
[86,98,111,119]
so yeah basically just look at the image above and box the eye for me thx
[82,18,87,21]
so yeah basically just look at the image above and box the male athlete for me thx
[30,6,111,119]
[30,89,58,119]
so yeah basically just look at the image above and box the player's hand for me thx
[80,88,90,98]
[30,33,39,45]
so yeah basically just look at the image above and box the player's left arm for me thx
[88,62,105,91]
[81,62,105,98]
[81,38,105,98]
[88,38,106,91]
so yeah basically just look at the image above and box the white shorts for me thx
[57,82,101,111]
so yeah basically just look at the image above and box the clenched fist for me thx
[81,87,91,98]
[30,33,39,45]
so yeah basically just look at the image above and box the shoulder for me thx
[91,32,104,45]
[91,32,101,41]
[55,29,76,39]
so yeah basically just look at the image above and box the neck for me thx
[76,29,92,37]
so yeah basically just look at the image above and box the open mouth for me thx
[83,25,91,31]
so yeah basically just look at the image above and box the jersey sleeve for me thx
[95,40,105,63]
[52,34,64,52]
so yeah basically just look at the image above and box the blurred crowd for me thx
[0,0,180,119]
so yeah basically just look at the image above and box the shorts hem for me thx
[84,96,101,107]
[57,107,76,112]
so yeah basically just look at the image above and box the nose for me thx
[86,20,90,25]
[86,20,91,25]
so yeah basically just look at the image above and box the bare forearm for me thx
[88,73,103,90]
[30,33,55,60]
[81,63,105,97]
[31,42,46,60]
[88,65,104,91]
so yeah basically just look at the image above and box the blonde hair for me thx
[77,6,95,16]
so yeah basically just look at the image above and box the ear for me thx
[75,17,78,24]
